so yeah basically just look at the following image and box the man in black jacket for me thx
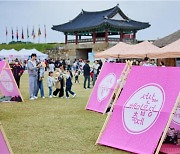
[83,60,90,89]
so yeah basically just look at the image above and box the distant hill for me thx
[0,42,64,53]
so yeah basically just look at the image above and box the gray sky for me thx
[0,1,180,43]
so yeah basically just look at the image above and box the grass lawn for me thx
[0,73,128,154]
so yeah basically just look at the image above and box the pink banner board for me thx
[98,66,180,153]
[0,61,22,102]
[0,129,10,154]
[86,62,125,113]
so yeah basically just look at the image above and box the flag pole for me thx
[11,27,14,42]
[27,25,28,44]
[6,27,8,44]
[38,25,41,44]
[44,25,46,43]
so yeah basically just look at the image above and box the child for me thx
[74,70,80,83]
[47,71,55,98]
[53,71,65,98]
[53,71,60,97]
[65,70,76,98]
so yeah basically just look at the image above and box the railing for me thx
[67,37,134,44]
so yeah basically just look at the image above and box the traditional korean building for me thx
[52,5,150,59]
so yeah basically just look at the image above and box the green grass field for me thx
[0,73,128,154]
[0,43,63,52]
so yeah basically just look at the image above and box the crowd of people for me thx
[26,54,78,100]
[0,54,167,100]
[6,54,102,100]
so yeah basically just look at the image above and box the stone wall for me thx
[45,42,118,61]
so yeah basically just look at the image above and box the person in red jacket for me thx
[12,59,24,88]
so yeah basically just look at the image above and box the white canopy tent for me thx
[0,49,22,60]
[18,48,48,61]
[0,48,48,61]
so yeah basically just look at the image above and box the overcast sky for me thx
[0,1,180,43]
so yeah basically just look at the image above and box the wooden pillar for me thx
[120,31,123,42]
[65,33,68,44]
[75,34,78,44]
[133,31,136,42]
[105,30,108,43]
[93,32,96,43]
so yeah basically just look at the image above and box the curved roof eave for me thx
[106,19,150,31]
[51,5,151,33]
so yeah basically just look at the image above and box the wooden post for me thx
[133,31,136,42]
[105,30,108,43]
[0,122,14,154]
[93,32,96,44]
[120,31,123,42]
[65,33,68,44]
[75,34,78,44]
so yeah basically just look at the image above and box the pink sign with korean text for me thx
[98,66,180,153]
[0,61,23,101]
[86,62,125,113]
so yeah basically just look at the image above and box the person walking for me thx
[27,53,39,100]
[65,70,76,98]
[53,71,65,98]
[83,60,90,89]
[12,59,24,88]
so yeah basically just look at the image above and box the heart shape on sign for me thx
[97,73,116,102]
[0,70,14,92]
